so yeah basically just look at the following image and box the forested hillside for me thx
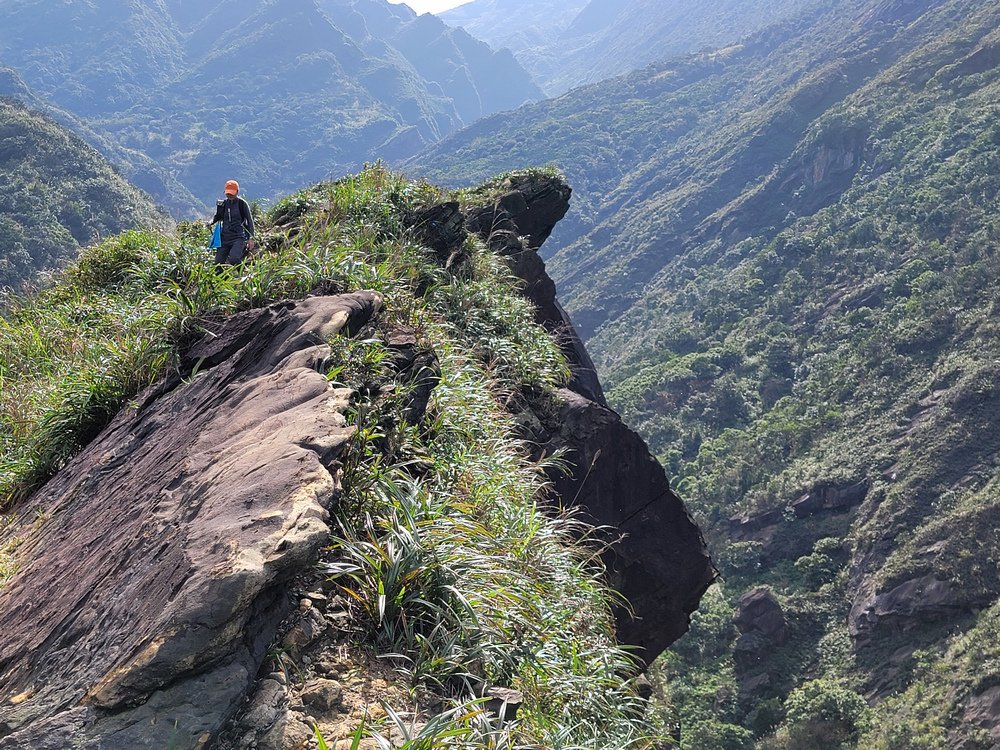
[0,98,167,287]
[0,0,539,213]
[409,0,1000,745]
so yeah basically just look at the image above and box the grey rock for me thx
[850,574,972,644]
[256,711,313,750]
[963,685,1000,743]
[282,603,328,657]
[464,175,606,406]
[733,588,788,685]
[241,680,288,734]
[735,587,789,642]
[301,679,343,712]
[0,294,381,749]
[790,478,870,517]
[537,388,714,665]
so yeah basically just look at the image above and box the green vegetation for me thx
[0,165,659,747]
[0,98,167,286]
[609,3,1000,747]
[0,0,540,212]
[858,601,1000,749]
[415,0,1000,745]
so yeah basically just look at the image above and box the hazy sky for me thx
[387,0,470,14]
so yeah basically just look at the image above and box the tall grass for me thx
[326,324,658,748]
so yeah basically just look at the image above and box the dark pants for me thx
[215,237,246,265]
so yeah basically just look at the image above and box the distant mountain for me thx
[440,0,589,55]
[0,97,168,287]
[442,0,811,94]
[0,0,541,214]
[409,0,1000,744]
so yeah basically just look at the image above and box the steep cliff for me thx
[0,167,709,748]
[407,0,1000,744]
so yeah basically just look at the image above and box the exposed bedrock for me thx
[0,293,381,749]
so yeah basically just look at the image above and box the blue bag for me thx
[209,223,222,249]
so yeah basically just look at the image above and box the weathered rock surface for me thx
[464,173,713,665]
[733,588,789,696]
[849,574,972,644]
[790,478,870,518]
[963,685,1000,746]
[539,389,714,663]
[730,478,870,541]
[0,293,381,749]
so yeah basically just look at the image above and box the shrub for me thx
[781,678,870,749]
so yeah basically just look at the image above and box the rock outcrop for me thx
[790,478,870,518]
[849,574,970,645]
[963,685,1000,746]
[0,172,711,749]
[733,587,789,696]
[0,294,380,749]
[536,388,715,662]
[463,173,714,665]
[464,175,607,406]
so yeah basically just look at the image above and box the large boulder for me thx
[0,293,380,749]
[733,587,789,696]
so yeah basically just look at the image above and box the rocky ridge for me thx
[0,173,711,747]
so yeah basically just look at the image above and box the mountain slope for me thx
[0,0,541,213]
[440,0,590,55]
[442,0,812,95]
[0,97,168,287]
[408,0,1000,744]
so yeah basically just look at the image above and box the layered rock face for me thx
[0,294,380,749]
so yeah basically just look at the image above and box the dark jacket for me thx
[211,197,255,242]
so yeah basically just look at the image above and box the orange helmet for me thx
[224,179,240,196]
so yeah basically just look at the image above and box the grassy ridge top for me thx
[0,165,664,748]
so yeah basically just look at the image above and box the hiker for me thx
[208,179,256,265]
